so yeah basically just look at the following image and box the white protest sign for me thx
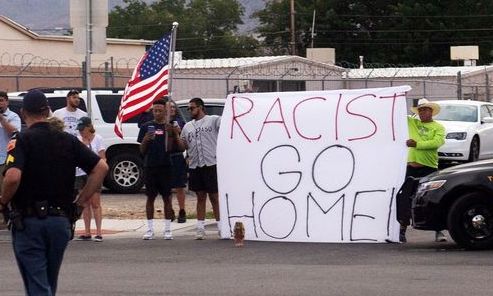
[217,86,411,243]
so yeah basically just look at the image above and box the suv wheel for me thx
[447,192,493,250]
[105,153,144,194]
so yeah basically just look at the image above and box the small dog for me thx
[233,221,245,247]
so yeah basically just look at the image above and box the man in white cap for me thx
[399,98,446,243]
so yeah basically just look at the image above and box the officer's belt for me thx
[22,206,67,217]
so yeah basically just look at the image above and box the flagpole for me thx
[165,22,178,152]
[168,21,179,101]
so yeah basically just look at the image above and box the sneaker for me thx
[164,230,173,240]
[435,231,447,242]
[177,209,186,223]
[195,229,206,240]
[77,235,92,241]
[93,235,103,242]
[142,230,154,240]
[170,210,176,222]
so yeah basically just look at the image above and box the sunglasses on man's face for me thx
[187,106,199,111]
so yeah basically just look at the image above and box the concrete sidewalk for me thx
[0,219,221,242]
[74,218,220,240]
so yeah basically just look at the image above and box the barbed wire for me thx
[0,52,81,75]
[94,57,139,75]
[0,52,491,89]
[338,61,449,69]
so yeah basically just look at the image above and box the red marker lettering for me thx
[230,96,253,142]
[293,97,326,140]
[257,97,291,141]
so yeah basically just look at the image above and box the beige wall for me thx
[0,21,147,69]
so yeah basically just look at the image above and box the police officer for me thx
[0,90,108,296]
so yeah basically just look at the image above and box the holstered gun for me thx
[0,205,9,228]
[8,210,24,231]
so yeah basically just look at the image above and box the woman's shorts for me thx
[170,153,187,188]
[74,175,88,191]
[74,175,102,192]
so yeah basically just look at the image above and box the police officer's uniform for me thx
[2,91,100,296]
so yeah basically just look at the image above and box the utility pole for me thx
[85,0,92,116]
[70,0,107,117]
[290,0,296,55]
[310,9,316,48]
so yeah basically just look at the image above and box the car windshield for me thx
[434,104,478,122]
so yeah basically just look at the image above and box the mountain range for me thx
[1,0,264,34]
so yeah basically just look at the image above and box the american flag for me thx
[114,32,172,138]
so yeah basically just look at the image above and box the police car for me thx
[412,159,493,249]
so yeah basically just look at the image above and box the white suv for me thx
[8,88,143,193]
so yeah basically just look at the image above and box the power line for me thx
[312,27,493,33]
[296,13,493,18]
[316,40,493,46]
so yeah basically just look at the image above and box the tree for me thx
[108,0,259,59]
[255,0,493,66]
[108,0,157,39]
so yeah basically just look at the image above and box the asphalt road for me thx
[1,225,493,296]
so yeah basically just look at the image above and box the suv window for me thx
[96,94,138,123]
[178,105,224,122]
[8,99,23,117]
[50,97,87,112]
[8,96,87,124]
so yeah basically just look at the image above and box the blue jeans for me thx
[12,216,71,296]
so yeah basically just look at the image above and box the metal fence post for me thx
[110,57,115,88]
[104,62,109,87]
[457,71,462,100]
[486,72,490,102]
[82,61,87,89]
[15,62,33,91]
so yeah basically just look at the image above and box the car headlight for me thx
[416,180,447,196]
[446,132,467,140]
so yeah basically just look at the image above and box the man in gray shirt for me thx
[178,98,221,239]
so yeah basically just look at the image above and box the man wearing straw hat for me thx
[399,98,446,243]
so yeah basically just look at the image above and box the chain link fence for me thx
[1,53,492,104]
